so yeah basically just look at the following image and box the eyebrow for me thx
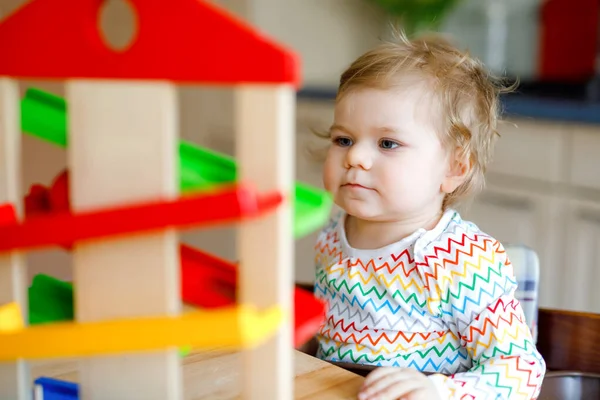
[377,126,401,135]
[329,124,405,137]
[329,124,352,134]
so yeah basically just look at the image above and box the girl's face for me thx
[323,85,460,222]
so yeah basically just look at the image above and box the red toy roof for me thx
[0,0,300,86]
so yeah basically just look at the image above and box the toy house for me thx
[0,0,329,398]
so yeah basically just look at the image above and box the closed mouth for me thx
[342,183,371,190]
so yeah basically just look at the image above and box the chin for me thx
[338,203,380,221]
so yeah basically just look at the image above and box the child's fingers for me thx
[364,367,418,382]
[365,379,425,400]
[361,367,406,390]
[362,367,398,382]
[359,373,398,399]
[359,368,419,399]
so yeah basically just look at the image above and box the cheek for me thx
[323,150,340,191]
[376,155,438,192]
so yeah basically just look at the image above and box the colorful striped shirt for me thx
[314,207,546,399]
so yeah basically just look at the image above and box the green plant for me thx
[369,0,463,34]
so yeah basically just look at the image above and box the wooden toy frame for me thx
[0,0,303,398]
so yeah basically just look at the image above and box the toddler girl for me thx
[313,31,546,400]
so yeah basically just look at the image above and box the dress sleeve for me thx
[422,234,546,399]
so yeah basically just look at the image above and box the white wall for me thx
[248,0,389,86]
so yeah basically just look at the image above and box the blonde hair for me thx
[332,30,514,209]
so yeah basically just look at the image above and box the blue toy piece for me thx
[33,377,78,400]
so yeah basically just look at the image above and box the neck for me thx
[345,208,445,250]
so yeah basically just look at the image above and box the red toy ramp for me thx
[180,245,325,348]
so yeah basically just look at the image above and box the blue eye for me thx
[333,137,353,147]
[380,139,399,149]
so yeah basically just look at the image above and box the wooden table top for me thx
[31,348,366,399]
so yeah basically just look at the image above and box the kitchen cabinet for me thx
[560,200,600,312]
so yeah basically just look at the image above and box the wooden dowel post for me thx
[236,85,295,399]
[0,78,30,400]
[67,80,182,399]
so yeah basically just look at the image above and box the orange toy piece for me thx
[0,0,300,86]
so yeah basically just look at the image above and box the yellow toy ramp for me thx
[0,304,285,361]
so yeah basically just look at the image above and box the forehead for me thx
[334,81,442,132]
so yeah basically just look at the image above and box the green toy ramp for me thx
[21,88,332,238]
[28,273,74,325]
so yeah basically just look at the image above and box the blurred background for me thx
[2,0,599,315]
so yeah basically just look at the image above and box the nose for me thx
[344,143,372,170]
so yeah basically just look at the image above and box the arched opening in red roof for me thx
[98,0,139,53]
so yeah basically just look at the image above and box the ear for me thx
[441,149,471,194]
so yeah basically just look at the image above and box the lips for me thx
[342,183,371,190]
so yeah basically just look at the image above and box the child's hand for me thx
[358,367,442,400]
